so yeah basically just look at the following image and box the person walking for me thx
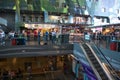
[51,30,56,44]
[0,29,5,46]
[38,30,41,45]
[45,31,49,41]
[56,31,60,45]
[34,30,37,41]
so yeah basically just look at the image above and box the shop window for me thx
[28,16,33,22]
[22,16,26,22]
[35,16,39,22]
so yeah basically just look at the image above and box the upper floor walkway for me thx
[0,40,73,58]
[0,34,120,58]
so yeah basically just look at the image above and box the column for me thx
[15,0,21,32]
[44,11,48,23]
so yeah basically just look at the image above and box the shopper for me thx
[34,29,37,41]
[0,29,5,46]
[27,30,30,41]
[38,30,41,45]
[45,31,49,41]
[51,30,56,44]
[49,31,52,41]
[56,31,60,44]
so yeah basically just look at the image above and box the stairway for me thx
[82,43,109,80]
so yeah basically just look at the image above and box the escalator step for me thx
[83,46,88,48]
[87,51,92,53]
[98,70,104,74]
[92,61,97,64]
[89,57,96,60]
[92,60,99,63]
[86,51,92,53]
[84,49,91,51]
[94,64,101,67]
[88,54,95,57]
[98,72,108,80]
[95,66,102,70]
[97,71,106,77]
[102,77,108,80]
[92,62,98,65]
[95,67,102,71]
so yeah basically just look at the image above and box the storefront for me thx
[0,55,72,75]
[24,23,60,34]
[91,27,103,33]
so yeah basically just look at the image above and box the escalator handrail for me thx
[91,42,120,80]
[92,42,114,69]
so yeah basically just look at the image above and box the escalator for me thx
[90,42,120,80]
[81,43,111,80]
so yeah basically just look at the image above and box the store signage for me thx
[85,34,90,40]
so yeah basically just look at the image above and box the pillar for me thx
[15,0,21,32]
[44,11,48,23]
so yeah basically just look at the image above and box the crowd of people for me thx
[0,29,63,46]
[84,30,120,42]
[21,29,61,45]
[0,27,119,46]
